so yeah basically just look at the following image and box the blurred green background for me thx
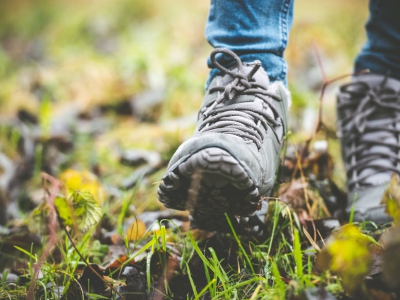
[0,0,368,118]
[0,0,369,206]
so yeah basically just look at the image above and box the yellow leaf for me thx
[126,219,147,242]
[59,169,106,205]
[381,174,400,223]
[317,224,372,293]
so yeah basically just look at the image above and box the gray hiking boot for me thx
[337,73,400,224]
[158,48,290,232]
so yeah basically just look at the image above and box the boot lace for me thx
[338,75,400,187]
[198,48,284,150]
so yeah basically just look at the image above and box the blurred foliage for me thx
[317,224,374,293]
[382,174,400,224]
[0,0,371,235]
[0,0,208,117]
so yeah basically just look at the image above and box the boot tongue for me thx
[222,62,270,90]
[244,62,270,89]
[218,63,269,107]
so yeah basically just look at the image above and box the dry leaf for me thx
[381,226,400,288]
[126,218,147,242]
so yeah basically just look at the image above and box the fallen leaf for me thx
[316,224,372,293]
[60,169,106,205]
[381,174,400,223]
[367,289,395,300]
[126,218,147,242]
[105,255,136,271]
[382,226,400,289]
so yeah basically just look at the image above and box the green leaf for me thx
[55,195,75,228]
[54,190,103,232]
[70,190,104,232]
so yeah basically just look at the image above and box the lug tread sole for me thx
[158,148,261,229]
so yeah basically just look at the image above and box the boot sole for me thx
[158,147,261,230]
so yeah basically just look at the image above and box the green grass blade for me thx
[185,263,198,298]
[349,193,357,223]
[208,247,228,292]
[211,277,260,300]
[293,228,303,279]
[161,225,167,252]
[13,246,37,261]
[188,233,215,272]
[224,214,255,274]
[195,279,216,300]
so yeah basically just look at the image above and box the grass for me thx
[0,210,390,299]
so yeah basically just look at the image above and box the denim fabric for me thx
[205,0,400,86]
[205,0,294,86]
[355,0,400,80]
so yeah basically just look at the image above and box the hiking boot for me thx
[158,48,290,232]
[337,73,400,224]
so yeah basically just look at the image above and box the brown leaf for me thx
[382,226,400,288]
[369,243,383,277]
[105,255,136,271]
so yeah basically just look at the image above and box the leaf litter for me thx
[1,73,400,300]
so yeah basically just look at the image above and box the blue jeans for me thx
[355,0,400,79]
[206,0,400,85]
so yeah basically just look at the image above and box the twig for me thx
[27,173,60,299]
[306,43,369,154]
[283,44,369,217]
[291,136,312,213]
[295,43,369,172]
[302,226,321,252]
[313,41,327,83]
[152,255,178,300]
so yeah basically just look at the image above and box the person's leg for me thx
[338,0,400,224]
[158,0,294,233]
[205,0,294,86]
[354,0,400,79]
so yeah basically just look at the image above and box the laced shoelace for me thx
[338,76,400,187]
[198,48,283,150]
